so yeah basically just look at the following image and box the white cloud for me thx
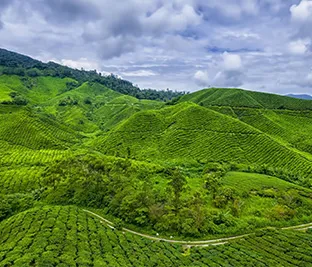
[222,52,242,71]
[290,71,312,88]
[194,52,244,88]
[1,0,312,94]
[290,0,312,22]
[194,70,210,86]
[121,70,158,77]
[213,70,244,87]
[288,39,310,55]
[143,4,202,33]
[306,72,312,83]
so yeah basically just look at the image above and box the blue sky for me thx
[0,0,312,94]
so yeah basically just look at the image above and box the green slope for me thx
[223,172,307,192]
[179,88,312,110]
[231,108,312,155]
[93,102,312,182]
[0,105,80,150]
[0,75,163,134]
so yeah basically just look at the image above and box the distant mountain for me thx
[286,94,312,100]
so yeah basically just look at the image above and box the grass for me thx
[26,76,77,103]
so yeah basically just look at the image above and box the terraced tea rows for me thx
[179,87,312,110]
[234,109,312,154]
[98,103,312,182]
[0,108,80,150]
[0,166,44,194]
[0,206,192,267]
[0,147,72,168]
[1,206,312,267]
[188,230,312,267]
[2,49,312,266]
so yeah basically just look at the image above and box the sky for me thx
[0,0,312,94]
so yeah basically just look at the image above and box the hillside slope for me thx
[2,49,312,266]
[0,105,80,150]
[0,48,184,101]
[93,102,312,181]
[0,75,163,133]
[179,88,312,110]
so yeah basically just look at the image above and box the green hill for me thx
[179,88,312,110]
[94,102,312,183]
[2,49,312,266]
[0,105,80,150]
[0,74,164,133]
[0,48,184,101]
[1,205,312,267]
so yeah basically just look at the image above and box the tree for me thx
[204,172,222,196]
[168,168,187,212]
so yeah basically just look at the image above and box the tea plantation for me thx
[1,49,312,266]
[1,206,312,267]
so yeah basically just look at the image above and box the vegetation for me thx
[94,103,312,184]
[0,48,185,101]
[1,206,312,266]
[179,87,312,110]
[1,49,312,266]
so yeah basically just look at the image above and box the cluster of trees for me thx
[42,155,239,237]
[1,150,310,238]
[1,92,28,105]
[58,96,78,106]
[41,155,312,237]
[0,48,185,101]
[0,193,35,222]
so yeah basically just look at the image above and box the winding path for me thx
[84,209,312,247]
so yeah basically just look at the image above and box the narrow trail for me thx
[84,209,312,247]
[282,222,312,231]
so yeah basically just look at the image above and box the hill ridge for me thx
[179,87,312,110]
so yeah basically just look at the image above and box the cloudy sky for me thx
[0,0,312,94]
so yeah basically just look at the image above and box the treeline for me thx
[0,48,185,101]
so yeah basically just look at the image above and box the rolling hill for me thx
[179,88,312,110]
[1,49,312,266]
[93,102,312,183]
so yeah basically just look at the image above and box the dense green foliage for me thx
[1,49,312,266]
[0,48,185,101]
[34,155,312,238]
